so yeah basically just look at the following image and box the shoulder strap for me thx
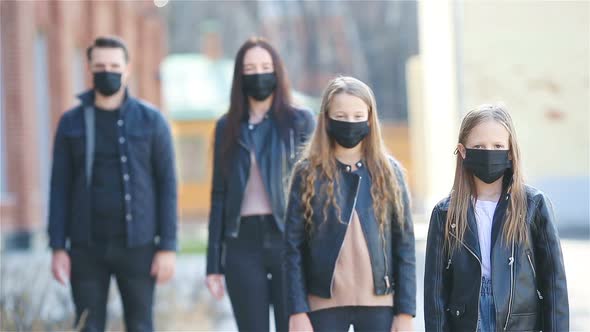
[83,105,95,188]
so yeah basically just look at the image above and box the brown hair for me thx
[296,76,406,234]
[87,36,129,63]
[445,104,528,253]
[221,37,294,171]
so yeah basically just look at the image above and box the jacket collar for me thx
[336,158,365,173]
[77,88,132,112]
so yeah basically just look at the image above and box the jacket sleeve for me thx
[424,205,450,332]
[47,115,72,250]
[391,164,416,317]
[284,165,310,316]
[152,112,178,251]
[532,195,569,331]
[206,119,227,275]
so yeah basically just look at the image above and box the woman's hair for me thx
[220,37,294,171]
[445,104,528,254]
[296,76,406,235]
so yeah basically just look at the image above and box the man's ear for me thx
[122,62,132,86]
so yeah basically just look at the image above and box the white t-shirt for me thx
[474,200,498,278]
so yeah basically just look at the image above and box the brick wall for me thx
[0,0,167,240]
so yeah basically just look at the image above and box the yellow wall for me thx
[171,120,216,221]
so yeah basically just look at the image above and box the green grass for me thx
[179,238,208,255]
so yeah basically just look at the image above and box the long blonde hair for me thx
[296,76,405,234]
[445,104,528,253]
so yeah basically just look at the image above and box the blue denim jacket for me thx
[47,89,178,251]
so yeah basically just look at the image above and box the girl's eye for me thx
[473,145,482,149]
[495,144,505,149]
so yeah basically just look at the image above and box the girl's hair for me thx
[221,37,294,172]
[445,104,528,254]
[296,76,405,234]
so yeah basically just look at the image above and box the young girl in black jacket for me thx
[285,76,416,332]
[424,104,569,332]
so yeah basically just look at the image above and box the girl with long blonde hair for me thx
[424,104,568,331]
[285,76,416,332]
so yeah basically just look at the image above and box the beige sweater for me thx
[308,210,393,311]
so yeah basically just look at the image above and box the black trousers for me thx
[308,306,395,332]
[69,242,156,332]
[224,215,288,332]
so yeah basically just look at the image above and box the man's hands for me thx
[51,250,71,285]
[150,251,176,284]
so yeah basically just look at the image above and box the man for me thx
[48,36,177,332]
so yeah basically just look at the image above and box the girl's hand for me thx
[289,313,314,332]
[391,313,413,332]
[205,274,225,300]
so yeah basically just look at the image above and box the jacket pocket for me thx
[127,130,151,160]
[446,303,466,318]
[504,312,538,332]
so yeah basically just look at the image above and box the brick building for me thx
[0,0,167,249]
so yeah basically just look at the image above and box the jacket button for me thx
[346,165,351,172]
[117,120,124,127]
[456,310,460,316]
[126,214,132,222]
[123,174,130,181]
[125,194,131,201]
[121,156,127,163]
[119,137,126,144]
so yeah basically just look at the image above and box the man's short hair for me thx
[86,36,130,63]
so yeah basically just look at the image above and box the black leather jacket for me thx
[284,157,416,317]
[206,107,315,275]
[424,181,569,332]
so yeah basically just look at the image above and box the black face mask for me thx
[93,71,123,96]
[463,148,512,184]
[326,118,370,149]
[242,73,277,101]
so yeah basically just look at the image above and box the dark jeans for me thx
[224,215,287,332]
[69,242,156,332]
[308,306,394,332]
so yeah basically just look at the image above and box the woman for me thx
[205,37,315,332]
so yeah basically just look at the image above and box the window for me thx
[34,33,51,219]
[0,39,6,196]
[72,48,86,102]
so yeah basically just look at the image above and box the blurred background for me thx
[0,0,588,331]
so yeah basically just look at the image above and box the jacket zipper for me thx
[289,129,295,160]
[504,241,515,330]
[381,231,390,290]
[526,250,544,300]
[330,175,361,297]
[450,231,482,331]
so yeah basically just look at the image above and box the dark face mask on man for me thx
[326,118,370,149]
[93,71,123,97]
[242,72,277,101]
[463,148,512,184]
